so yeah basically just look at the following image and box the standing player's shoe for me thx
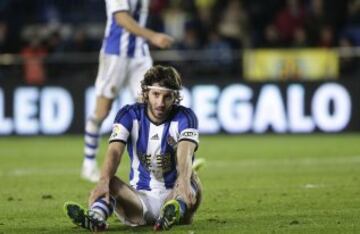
[154,199,181,231]
[64,201,108,232]
[81,160,100,183]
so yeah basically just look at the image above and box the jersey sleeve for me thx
[109,105,133,144]
[178,108,199,149]
[107,0,130,14]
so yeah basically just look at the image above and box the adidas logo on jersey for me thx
[151,134,159,140]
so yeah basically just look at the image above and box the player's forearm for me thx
[114,11,155,41]
[176,141,196,183]
[99,142,125,183]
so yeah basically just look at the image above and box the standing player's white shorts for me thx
[95,51,153,99]
[114,188,172,226]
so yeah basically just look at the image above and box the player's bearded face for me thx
[147,87,175,122]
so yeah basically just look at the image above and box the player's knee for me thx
[190,173,202,212]
[109,176,126,195]
[87,109,108,126]
[109,176,118,192]
[94,109,110,122]
[94,97,113,120]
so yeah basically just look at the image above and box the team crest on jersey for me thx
[167,135,176,148]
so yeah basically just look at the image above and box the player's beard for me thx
[148,102,171,123]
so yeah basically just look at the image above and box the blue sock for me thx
[176,199,187,218]
[84,118,101,160]
[90,197,115,220]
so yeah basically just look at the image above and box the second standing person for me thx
[82,0,174,182]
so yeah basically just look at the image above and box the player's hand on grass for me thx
[150,33,174,49]
[89,181,110,205]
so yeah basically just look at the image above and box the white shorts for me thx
[94,51,153,99]
[114,188,171,226]
[114,180,199,226]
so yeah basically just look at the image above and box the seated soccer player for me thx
[64,65,202,231]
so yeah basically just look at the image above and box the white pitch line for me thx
[303,183,323,189]
[208,155,360,167]
[1,155,359,177]
[0,168,79,177]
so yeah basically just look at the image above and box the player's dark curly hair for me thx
[141,65,183,104]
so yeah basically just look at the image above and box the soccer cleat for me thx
[64,201,108,232]
[192,158,206,172]
[154,199,181,231]
[81,161,100,183]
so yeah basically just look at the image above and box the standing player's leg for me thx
[82,96,113,182]
[180,172,202,224]
[81,53,128,182]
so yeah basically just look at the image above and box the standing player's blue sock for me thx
[84,117,101,160]
[82,117,102,182]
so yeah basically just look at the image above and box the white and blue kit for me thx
[109,103,199,190]
[108,103,199,224]
[95,0,152,99]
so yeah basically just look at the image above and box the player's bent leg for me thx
[154,172,202,231]
[109,176,145,226]
[153,199,182,231]
[81,96,113,183]
[182,172,202,225]
[64,201,108,232]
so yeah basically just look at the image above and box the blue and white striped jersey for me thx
[109,103,199,191]
[102,0,150,58]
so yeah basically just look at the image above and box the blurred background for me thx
[0,0,359,135]
[1,2,359,233]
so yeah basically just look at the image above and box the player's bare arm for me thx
[114,11,174,49]
[174,140,197,207]
[89,142,126,205]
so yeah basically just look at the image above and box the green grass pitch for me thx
[0,134,360,233]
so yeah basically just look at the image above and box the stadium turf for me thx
[0,134,359,233]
